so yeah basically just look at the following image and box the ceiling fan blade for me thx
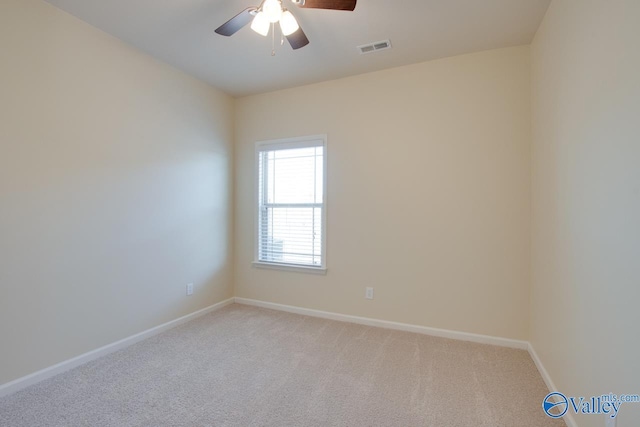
[296,0,357,11]
[215,7,257,36]
[286,27,310,50]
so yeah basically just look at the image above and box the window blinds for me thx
[257,141,324,268]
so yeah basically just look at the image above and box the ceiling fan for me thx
[215,0,357,50]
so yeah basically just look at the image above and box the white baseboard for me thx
[528,343,576,427]
[234,297,528,350]
[0,298,234,398]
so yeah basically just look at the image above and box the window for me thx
[254,135,327,273]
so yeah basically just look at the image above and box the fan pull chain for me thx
[271,23,275,56]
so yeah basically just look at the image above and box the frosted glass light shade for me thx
[262,0,282,23]
[279,10,299,36]
[251,12,269,36]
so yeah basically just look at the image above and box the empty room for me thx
[1,0,638,426]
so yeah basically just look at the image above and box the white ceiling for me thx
[45,0,551,97]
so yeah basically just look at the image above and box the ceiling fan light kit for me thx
[215,0,357,50]
[279,10,299,36]
[250,11,270,36]
[262,0,283,23]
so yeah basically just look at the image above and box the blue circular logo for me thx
[543,392,568,418]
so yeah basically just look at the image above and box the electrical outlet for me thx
[365,287,374,300]
[186,283,194,296]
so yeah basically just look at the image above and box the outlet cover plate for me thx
[365,287,374,300]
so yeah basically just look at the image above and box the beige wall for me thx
[235,46,532,340]
[531,1,640,426]
[0,0,234,384]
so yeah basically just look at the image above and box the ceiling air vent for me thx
[357,39,392,55]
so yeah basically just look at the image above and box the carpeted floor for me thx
[0,304,565,427]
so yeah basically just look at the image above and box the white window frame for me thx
[252,135,327,274]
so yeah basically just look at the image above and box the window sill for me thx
[252,261,327,275]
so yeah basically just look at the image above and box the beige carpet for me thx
[0,304,565,426]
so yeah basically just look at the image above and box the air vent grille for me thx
[357,39,392,55]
